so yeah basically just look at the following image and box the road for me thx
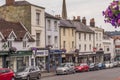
[41,67,120,80]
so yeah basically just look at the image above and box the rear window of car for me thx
[0,69,10,73]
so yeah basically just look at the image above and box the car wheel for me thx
[27,76,30,80]
[11,77,15,80]
[37,74,41,79]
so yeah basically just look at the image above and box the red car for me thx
[75,63,89,72]
[0,68,15,80]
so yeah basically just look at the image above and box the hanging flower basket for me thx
[103,0,120,27]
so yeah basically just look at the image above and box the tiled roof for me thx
[59,19,75,28]
[73,21,94,33]
[2,1,45,9]
[0,19,34,42]
[45,13,60,20]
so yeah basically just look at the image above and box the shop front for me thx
[78,52,95,64]
[35,49,48,71]
[104,53,111,61]
[47,50,63,72]
[0,51,9,68]
[10,51,32,72]
[95,50,104,63]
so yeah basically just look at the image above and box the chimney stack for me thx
[82,17,86,25]
[77,16,81,22]
[73,16,76,20]
[6,0,15,5]
[90,18,95,27]
[73,16,81,22]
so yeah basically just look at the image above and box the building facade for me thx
[103,34,114,61]
[89,18,104,63]
[0,0,45,48]
[0,19,35,72]
[74,17,95,63]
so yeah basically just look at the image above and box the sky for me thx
[0,0,120,31]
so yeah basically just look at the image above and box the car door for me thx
[0,69,11,80]
[0,70,5,80]
[29,67,37,78]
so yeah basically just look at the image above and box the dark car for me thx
[0,68,15,80]
[89,63,99,71]
[15,66,41,80]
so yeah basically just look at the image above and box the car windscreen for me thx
[59,63,66,67]
[17,67,29,72]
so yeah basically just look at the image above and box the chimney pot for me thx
[82,17,86,25]
[77,16,81,21]
[90,18,95,27]
[73,16,76,20]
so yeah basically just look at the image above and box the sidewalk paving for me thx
[41,71,56,78]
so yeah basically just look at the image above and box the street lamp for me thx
[31,47,37,66]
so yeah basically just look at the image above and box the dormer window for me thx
[23,33,29,48]
[7,32,16,48]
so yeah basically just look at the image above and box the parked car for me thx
[0,68,15,80]
[89,63,99,71]
[113,61,119,67]
[105,61,114,68]
[75,63,89,72]
[56,63,75,75]
[97,63,106,69]
[15,66,41,80]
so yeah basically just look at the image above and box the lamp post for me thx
[31,47,37,66]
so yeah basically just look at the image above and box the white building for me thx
[89,18,104,63]
[74,17,95,63]
[103,34,114,61]
[45,13,60,49]
[0,19,35,72]
[0,0,45,48]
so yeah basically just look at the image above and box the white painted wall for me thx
[76,32,94,52]
[31,6,45,48]
[89,27,104,50]
[103,38,114,60]
[45,18,60,49]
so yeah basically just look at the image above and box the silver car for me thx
[15,66,41,80]
[56,63,75,75]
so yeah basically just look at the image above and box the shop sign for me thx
[36,50,48,56]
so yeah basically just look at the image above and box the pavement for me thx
[41,71,56,78]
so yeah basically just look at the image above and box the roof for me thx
[73,21,94,33]
[105,31,120,36]
[45,13,60,20]
[103,34,110,40]
[59,19,75,28]
[2,1,45,9]
[0,19,34,42]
